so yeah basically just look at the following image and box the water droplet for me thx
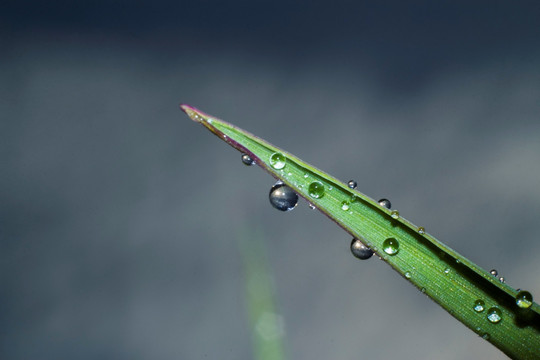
[418,226,425,234]
[482,333,490,340]
[489,269,498,276]
[499,277,505,283]
[269,183,298,211]
[308,181,325,199]
[515,291,533,309]
[405,272,412,279]
[308,203,316,210]
[347,180,357,189]
[241,153,254,166]
[444,268,450,275]
[341,201,350,211]
[382,238,399,255]
[390,210,400,219]
[473,299,485,312]
[421,287,426,293]
[378,198,391,209]
[486,307,502,324]
[350,239,373,260]
[303,173,309,178]
[269,152,286,169]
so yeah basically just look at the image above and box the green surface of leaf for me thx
[182,104,540,360]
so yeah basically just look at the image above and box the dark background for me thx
[1,1,539,359]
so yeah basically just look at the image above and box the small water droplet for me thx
[303,174,309,178]
[308,181,325,199]
[241,153,254,166]
[350,239,373,260]
[421,287,426,293]
[444,268,450,275]
[378,198,391,209]
[390,210,399,219]
[308,203,316,210]
[515,290,533,309]
[382,238,399,255]
[341,201,350,211]
[499,277,505,283]
[347,180,357,189]
[269,152,286,169]
[455,259,461,264]
[418,226,425,234]
[482,333,490,340]
[474,299,485,312]
[486,307,502,324]
[489,269,498,276]
[405,272,412,279]
[269,183,298,211]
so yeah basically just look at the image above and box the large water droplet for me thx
[515,290,533,309]
[308,181,325,199]
[347,180,357,189]
[341,201,350,211]
[269,183,298,211]
[382,238,399,255]
[390,210,400,219]
[489,269,498,276]
[241,153,254,166]
[269,152,286,169]
[378,198,391,209]
[486,307,502,324]
[474,299,485,312]
[350,238,373,260]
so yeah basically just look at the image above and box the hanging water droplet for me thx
[241,153,254,166]
[308,203,316,210]
[378,198,391,209]
[418,226,425,234]
[269,152,286,169]
[421,287,426,293]
[489,269,498,276]
[515,290,533,309]
[269,183,298,211]
[404,272,412,279]
[499,277,505,283]
[341,201,350,211]
[382,238,399,255]
[474,299,485,312]
[486,307,502,324]
[350,238,373,260]
[482,333,490,340]
[347,180,357,189]
[308,181,325,199]
[390,210,399,219]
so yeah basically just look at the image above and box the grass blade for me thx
[181,104,540,359]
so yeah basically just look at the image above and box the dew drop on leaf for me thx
[269,182,298,211]
[390,210,399,219]
[347,180,357,189]
[515,290,533,309]
[308,181,325,198]
[487,307,502,324]
[382,238,399,255]
[350,238,373,260]
[474,299,485,312]
[341,201,350,211]
[418,226,425,234]
[489,269,498,276]
[241,153,254,166]
[378,198,391,209]
[269,152,286,169]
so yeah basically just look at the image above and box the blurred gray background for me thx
[1,1,539,359]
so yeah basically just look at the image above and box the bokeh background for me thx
[2,1,540,359]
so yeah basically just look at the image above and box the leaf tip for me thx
[180,104,203,123]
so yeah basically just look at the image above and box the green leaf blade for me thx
[182,104,540,359]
